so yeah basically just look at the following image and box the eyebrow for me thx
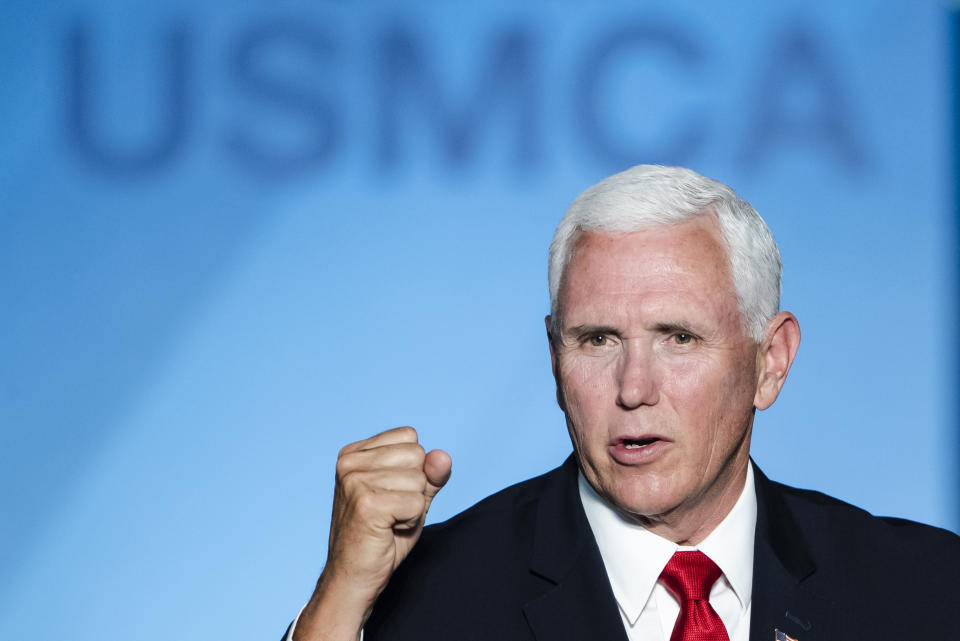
[563,324,621,337]
[563,321,701,338]
[652,322,696,334]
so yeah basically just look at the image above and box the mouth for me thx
[609,435,670,464]
[621,437,661,449]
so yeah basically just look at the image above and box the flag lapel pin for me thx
[775,629,798,641]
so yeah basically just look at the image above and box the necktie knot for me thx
[659,550,723,602]
[659,551,729,641]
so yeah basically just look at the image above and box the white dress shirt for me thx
[578,466,757,641]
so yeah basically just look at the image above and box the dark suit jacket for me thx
[363,456,960,641]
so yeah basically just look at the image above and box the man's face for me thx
[549,216,762,543]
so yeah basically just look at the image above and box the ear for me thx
[754,311,801,410]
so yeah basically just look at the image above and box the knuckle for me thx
[336,453,359,479]
[338,439,361,458]
[336,444,359,470]
[338,469,368,496]
[355,489,381,515]
[394,426,418,441]
[398,443,426,466]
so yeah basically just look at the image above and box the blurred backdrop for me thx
[2,1,958,639]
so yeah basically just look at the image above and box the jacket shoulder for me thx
[772,479,959,550]
[766,477,960,604]
[754,474,959,638]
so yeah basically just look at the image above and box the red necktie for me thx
[658,551,730,641]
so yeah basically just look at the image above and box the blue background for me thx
[1,1,957,639]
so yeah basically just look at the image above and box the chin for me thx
[612,495,677,522]
[601,474,684,521]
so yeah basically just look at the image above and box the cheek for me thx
[664,348,752,394]
[666,356,756,439]
[660,356,720,408]
[559,354,619,407]
[663,358,737,422]
[660,356,700,387]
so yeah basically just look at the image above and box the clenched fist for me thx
[294,427,452,641]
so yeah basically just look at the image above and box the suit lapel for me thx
[522,457,628,641]
[750,463,836,641]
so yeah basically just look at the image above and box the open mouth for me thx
[621,437,660,449]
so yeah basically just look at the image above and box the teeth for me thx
[624,439,658,449]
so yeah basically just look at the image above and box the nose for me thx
[616,342,660,409]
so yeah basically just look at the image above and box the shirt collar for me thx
[697,464,756,611]
[578,465,757,624]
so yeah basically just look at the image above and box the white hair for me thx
[548,165,781,341]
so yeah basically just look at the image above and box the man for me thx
[286,165,959,641]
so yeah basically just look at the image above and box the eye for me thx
[587,335,607,347]
[673,333,693,345]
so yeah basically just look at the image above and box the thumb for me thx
[423,449,452,507]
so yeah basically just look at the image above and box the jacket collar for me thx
[523,455,628,641]
[750,461,836,641]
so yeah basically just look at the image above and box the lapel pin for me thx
[775,629,798,641]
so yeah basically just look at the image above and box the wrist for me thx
[292,569,377,641]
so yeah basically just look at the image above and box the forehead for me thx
[558,217,739,324]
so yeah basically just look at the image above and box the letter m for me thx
[376,25,536,170]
